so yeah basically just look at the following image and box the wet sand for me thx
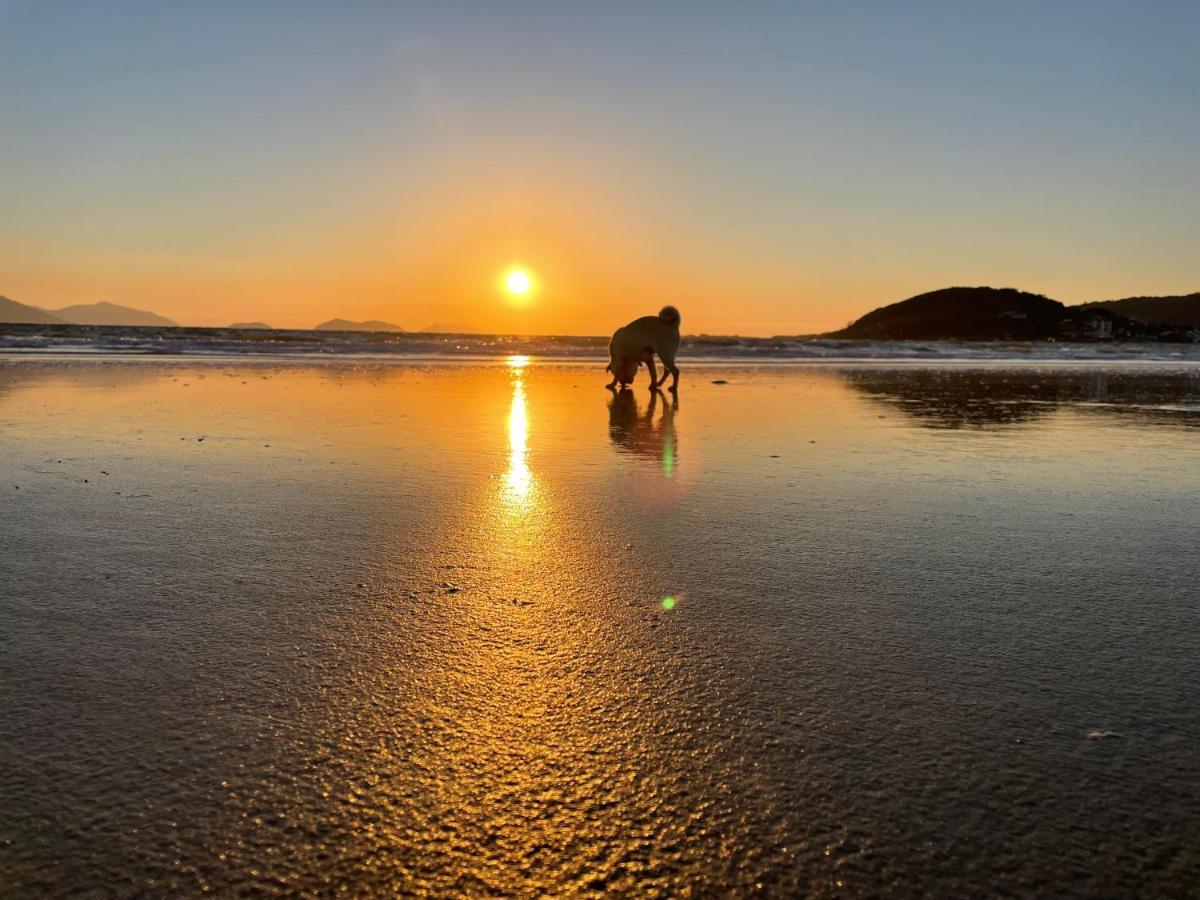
[2,358,1199,896]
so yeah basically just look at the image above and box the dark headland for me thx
[1079,292,1200,329]
[826,286,1200,342]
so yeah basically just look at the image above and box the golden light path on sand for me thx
[382,354,714,894]
[503,355,534,509]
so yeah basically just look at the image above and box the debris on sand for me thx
[712,379,729,385]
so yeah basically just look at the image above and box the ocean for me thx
[5,322,1200,361]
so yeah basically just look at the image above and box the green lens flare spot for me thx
[661,596,676,611]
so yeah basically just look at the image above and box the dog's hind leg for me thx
[645,355,660,391]
[662,355,680,391]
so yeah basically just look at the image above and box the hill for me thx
[229,321,273,329]
[314,319,405,333]
[52,301,177,327]
[1080,293,1200,328]
[828,286,1127,341]
[0,296,64,324]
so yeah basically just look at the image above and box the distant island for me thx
[826,287,1200,342]
[228,321,273,330]
[313,318,405,333]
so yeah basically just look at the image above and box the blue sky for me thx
[2,1,1197,332]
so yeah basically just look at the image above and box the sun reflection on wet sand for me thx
[503,355,536,509]
[391,357,724,894]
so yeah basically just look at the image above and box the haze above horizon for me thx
[3,1,1198,335]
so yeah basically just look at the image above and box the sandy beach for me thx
[3,357,1199,896]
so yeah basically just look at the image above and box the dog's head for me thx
[658,306,681,328]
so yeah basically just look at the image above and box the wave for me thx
[3,323,1200,362]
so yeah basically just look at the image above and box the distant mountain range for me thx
[0,297,408,333]
[826,287,1200,341]
[0,296,178,326]
[0,296,61,324]
[52,301,177,327]
[313,319,405,333]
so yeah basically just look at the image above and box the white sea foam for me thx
[3,324,1200,362]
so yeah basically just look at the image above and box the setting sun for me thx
[504,267,533,298]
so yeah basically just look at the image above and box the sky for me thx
[2,1,1198,335]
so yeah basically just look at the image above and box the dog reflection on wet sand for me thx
[607,387,678,461]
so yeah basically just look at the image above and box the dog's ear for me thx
[658,305,681,326]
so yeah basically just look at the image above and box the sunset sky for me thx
[3,1,1198,335]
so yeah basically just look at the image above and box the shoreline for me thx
[7,349,1200,369]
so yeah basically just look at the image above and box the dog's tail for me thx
[658,305,681,326]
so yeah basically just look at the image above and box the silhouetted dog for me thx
[605,306,681,391]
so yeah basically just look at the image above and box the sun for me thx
[503,267,534,299]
